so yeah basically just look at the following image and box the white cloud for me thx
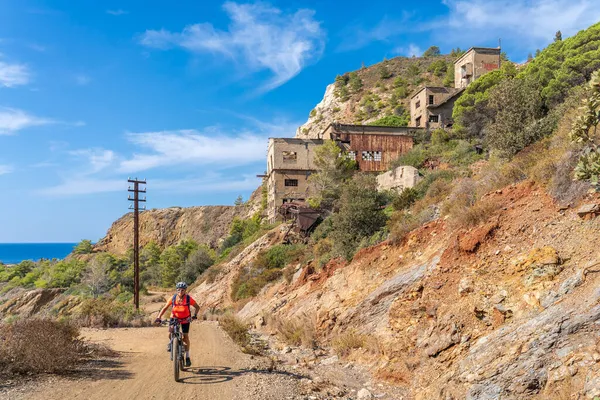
[339,0,600,52]
[150,174,261,193]
[393,44,423,57]
[441,0,600,45]
[0,60,30,87]
[106,9,128,16]
[119,129,270,173]
[408,44,423,57]
[74,74,91,85]
[69,149,116,174]
[0,107,54,134]
[139,1,325,91]
[0,164,13,175]
[37,178,126,196]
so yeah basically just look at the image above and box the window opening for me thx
[282,151,297,162]
[362,151,374,161]
[285,179,298,187]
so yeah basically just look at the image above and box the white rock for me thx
[357,388,373,399]
[321,355,339,365]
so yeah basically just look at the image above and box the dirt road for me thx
[21,321,307,400]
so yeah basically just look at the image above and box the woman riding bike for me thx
[155,281,200,367]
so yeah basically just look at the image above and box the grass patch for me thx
[332,330,367,356]
[272,315,317,348]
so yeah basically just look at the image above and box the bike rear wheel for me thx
[173,338,180,382]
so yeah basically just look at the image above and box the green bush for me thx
[330,174,388,260]
[393,145,427,169]
[422,46,441,57]
[369,114,409,127]
[393,188,419,210]
[349,72,362,92]
[379,64,392,79]
[73,239,93,255]
[232,244,305,301]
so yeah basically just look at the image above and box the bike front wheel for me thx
[173,339,180,382]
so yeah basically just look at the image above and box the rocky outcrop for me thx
[0,288,70,317]
[94,190,263,255]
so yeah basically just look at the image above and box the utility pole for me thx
[128,178,146,310]
[498,38,502,68]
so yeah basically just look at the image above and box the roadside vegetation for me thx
[0,318,112,376]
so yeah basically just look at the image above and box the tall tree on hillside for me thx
[330,174,387,259]
[555,30,562,41]
[423,46,441,57]
[308,140,356,211]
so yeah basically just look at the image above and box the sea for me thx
[0,243,78,265]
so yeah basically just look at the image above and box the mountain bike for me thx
[162,318,187,382]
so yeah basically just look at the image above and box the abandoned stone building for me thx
[409,86,463,129]
[265,138,323,222]
[454,47,501,88]
[265,124,422,221]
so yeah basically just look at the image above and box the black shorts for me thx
[181,323,190,334]
[170,318,191,334]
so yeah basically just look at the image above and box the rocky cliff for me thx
[296,55,454,139]
[94,186,264,255]
[190,181,600,399]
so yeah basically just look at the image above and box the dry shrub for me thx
[283,264,296,284]
[313,238,333,259]
[0,318,84,374]
[77,297,152,328]
[332,330,366,356]
[441,178,477,217]
[452,200,500,229]
[273,314,317,348]
[203,265,222,284]
[218,313,261,354]
[388,207,437,244]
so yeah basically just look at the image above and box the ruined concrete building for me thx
[454,47,501,88]
[265,124,422,221]
[409,86,463,129]
[265,138,323,222]
[409,46,502,129]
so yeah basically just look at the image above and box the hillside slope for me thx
[296,55,455,138]
[190,181,600,399]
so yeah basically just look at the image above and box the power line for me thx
[128,178,146,310]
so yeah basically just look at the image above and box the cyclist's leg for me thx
[182,322,190,352]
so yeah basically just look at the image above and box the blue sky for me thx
[0,0,599,242]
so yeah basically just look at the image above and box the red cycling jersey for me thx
[169,294,197,319]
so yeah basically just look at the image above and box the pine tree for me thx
[555,30,562,41]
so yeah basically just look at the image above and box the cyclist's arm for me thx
[192,303,200,318]
[156,298,172,320]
